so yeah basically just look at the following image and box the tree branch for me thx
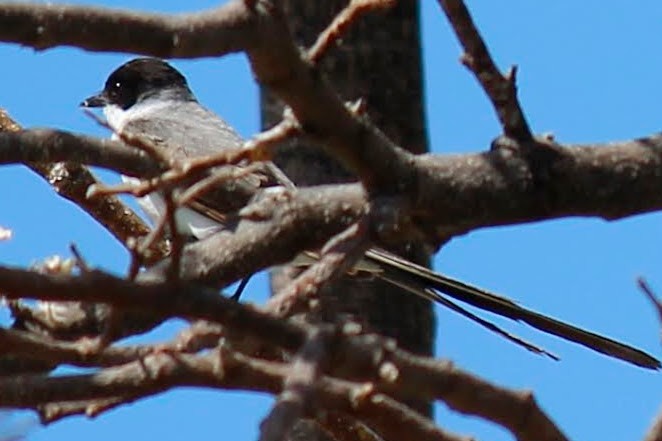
[412,135,662,240]
[3,129,662,257]
[437,0,532,141]
[0,2,252,57]
[0,264,567,440]
[0,1,655,439]
[0,112,167,262]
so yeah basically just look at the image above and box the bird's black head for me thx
[81,58,194,110]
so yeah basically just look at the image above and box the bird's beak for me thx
[80,91,108,108]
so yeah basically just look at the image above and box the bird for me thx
[81,57,660,370]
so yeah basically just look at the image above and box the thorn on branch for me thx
[39,397,132,424]
[68,243,90,273]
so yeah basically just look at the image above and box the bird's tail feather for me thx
[364,248,660,370]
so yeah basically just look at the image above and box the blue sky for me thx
[1,1,661,440]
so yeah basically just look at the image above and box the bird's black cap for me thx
[80,58,194,110]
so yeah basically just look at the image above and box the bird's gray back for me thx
[120,100,244,163]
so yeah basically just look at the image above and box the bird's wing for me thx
[363,248,660,370]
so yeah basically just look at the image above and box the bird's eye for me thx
[107,81,123,99]
[106,77,136,109]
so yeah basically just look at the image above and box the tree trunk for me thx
[260,0,434,437]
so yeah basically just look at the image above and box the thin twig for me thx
[136,209,169,260]
[175,163,263,208]
[68,244,90,273]
[244,112,302,152]
[437,0,533,142]
[307,0,397,64]
[637,277,662,336]
[164,191,185,283]
[0,320,221,370]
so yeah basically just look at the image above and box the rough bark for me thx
[261,1,435,433]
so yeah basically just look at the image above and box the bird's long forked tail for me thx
[363,248,661,370]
